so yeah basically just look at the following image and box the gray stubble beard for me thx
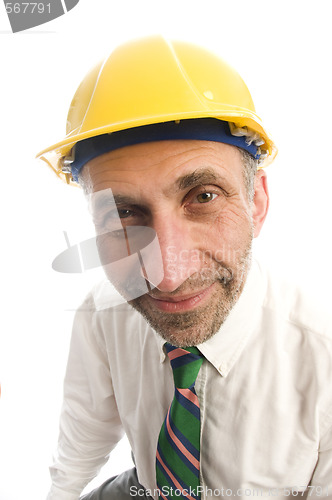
[128,240,253,347]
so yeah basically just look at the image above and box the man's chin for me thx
[128,301,216,346]
[128,281,241,347]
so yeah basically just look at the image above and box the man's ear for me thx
[252,169,269,238]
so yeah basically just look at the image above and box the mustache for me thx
[135,262,235,300]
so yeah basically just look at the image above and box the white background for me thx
[0,1,332,498]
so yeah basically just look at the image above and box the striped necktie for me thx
[156,343,204,500]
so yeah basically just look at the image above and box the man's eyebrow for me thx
[174,168,223,192]
[112,194,137,205]
[91,192,136,212]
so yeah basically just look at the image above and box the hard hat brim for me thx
[37,110,277,184]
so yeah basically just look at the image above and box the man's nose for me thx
[147,215,201,293]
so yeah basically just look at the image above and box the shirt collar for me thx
[153,258,266,376]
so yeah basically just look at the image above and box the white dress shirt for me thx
[47,259,332,500]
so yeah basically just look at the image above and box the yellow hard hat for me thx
[37,36,277,185]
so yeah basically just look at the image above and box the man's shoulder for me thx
[259,260,332,344]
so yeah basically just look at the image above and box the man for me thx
[38,37,332,499]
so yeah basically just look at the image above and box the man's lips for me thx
[146,284,215,313]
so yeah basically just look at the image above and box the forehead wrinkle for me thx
[85,141,219,177]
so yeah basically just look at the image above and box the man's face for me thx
[82,140,268,346]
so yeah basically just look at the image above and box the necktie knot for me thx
[165,343,203,389]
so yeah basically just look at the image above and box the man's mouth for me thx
[145,284,216,313]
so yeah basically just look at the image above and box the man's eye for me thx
[117,209,133,219]
[195,192,218,203]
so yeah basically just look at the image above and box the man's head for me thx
[79,139,268,346]
[38,36,275,346]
